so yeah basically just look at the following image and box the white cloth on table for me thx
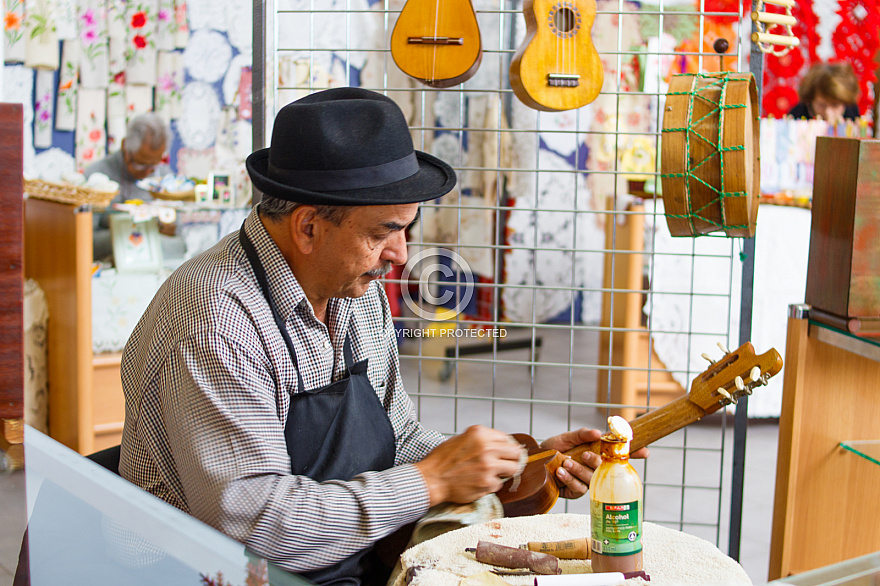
[393,514,752,586]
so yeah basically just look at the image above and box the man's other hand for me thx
[540,428,650,499]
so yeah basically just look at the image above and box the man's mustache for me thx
[364,263,393,278]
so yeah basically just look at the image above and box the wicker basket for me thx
[24,178,118,207]
[150,189,195,202]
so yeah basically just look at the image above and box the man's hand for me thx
[540,428,650,500]
[415,425,525,506]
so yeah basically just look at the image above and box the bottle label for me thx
[590,499,642,556]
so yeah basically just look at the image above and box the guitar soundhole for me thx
[548,3,581,39]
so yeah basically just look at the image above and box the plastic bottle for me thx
[589,416,644,573]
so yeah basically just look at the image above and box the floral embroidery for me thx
[4,0,23,47]
[124,2,155,66]
[27,0,56,42]
[35,92,53,133]
[79,7,106,61]
[89,128,103,142]
[5,11,21,30]
[81,8,96,27]
[157,9,171,21]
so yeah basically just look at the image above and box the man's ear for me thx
[288,205,318,254]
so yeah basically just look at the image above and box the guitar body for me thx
[509,0,604,111]
[500,434,569,517]
[498,342,784,516]
[391,0,482,88]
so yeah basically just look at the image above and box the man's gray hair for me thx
[259,194,353,225]
[124,113,169,154]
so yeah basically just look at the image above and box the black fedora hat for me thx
[246,87,457,205]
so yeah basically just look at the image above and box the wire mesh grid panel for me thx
[267,0,757,552]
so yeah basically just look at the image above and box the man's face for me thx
[310,203,419,300]
[811,94,846,126]
[124,138,166,180]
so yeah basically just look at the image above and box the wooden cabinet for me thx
[1,103,24,469]
[769,307,880,580]
[24,198,125,455]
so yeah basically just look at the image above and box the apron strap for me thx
[239,224,356,389]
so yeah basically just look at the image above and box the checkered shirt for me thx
[119,208,445,573]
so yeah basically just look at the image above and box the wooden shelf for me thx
[24,199,126,454]
[769,312,880,580]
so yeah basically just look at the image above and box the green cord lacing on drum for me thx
[661,72,748,236]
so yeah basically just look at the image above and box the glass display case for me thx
[21,426,313,585]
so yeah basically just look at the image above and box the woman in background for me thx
[788,62,860,126]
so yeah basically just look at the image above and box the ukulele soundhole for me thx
[548,3,582,39]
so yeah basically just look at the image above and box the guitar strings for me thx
[431,0,440,84]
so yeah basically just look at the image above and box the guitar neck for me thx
[563,394,713,460]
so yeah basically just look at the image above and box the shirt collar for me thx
[241,207,355,329]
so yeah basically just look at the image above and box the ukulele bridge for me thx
[407,36,464,45]
[547,73,580,87]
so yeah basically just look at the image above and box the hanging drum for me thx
[661,72,760,238]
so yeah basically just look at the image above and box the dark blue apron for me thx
[239,227,396,585]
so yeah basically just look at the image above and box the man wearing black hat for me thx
[119,88,611,584]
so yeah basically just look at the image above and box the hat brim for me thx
[246,148,457,206]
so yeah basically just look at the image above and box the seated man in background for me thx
[119,88,641,585]
[85,113,181,262]
[788,62,860,126]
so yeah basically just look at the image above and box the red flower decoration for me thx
[113,71,126,85]
[131,11,146,28]
[762,85,799,118]
[133,34,147,49]
[766,43,806,79]
[89,129,103,142]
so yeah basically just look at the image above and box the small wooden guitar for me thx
[391,0,482,88]
[497,341,783,517]
[509,0,604,111]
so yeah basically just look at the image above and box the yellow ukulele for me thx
[509,0,604,111]
[391,0,482,88]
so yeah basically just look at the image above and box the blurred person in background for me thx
[788,62,860,126]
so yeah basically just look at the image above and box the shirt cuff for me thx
[378,463,431,524]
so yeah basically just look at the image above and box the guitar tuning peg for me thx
[735,376,745,391]
[717,387,735,404]
[749,366,761,382]
[701,352,716,364]
[717,342,731,354]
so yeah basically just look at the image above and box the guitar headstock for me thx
[687,342,783,413]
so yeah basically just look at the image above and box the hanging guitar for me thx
[509,0,604,111]
[390,0,482,88]
[497,341,783,517]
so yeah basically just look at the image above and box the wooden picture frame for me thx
[208,171,234,206]
[109,214,163,273]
